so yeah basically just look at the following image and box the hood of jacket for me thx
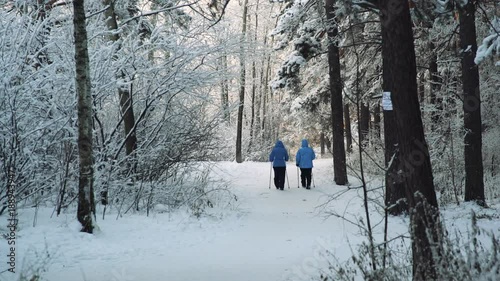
[275,140,284,148]
[301,139,309,147]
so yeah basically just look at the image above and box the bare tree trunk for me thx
[325,0,347,185]
[360,102,370,146]
[248,1,259,153]
[373,103,381,140]
[261,63,268,140]
[458,2,485,207]
[236,0,248,163]
[382,56,406,216]
[380,8,405,215]
[73,0,95,234]
[220,54,230,123]
[379,0,440,279]
[103,0,137,157]
[320,132,325,155]
[261,54,271,142]
[344,103,352,153]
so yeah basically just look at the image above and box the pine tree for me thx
[379,0,441,279]
[458,1,486,207]
[325,0,348,185]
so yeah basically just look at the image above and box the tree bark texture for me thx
[459,2,485,206]
[381,5,406,216]
[325,0,347,185]
[382,51,406,215]
[73,0,95,234]
[379,0,440,279]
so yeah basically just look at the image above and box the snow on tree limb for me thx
[475,17,500,66]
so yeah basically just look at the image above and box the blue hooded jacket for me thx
[269,140,289,167]
[296,139,315,168]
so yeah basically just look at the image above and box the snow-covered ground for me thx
[1,158,499,281]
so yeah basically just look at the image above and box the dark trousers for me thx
[273,167,286,189]
[300,168,312,188]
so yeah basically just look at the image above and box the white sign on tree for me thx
[382,91,393,111]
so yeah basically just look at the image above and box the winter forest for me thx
[1,0,500,280]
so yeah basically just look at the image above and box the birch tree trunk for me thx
[73,0,95,233]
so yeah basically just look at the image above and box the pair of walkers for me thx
[268,139,316,190]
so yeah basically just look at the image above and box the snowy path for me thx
[4,159,372,281]
[4,158,499,281]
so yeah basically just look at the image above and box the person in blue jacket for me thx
[269,140,289,190]
[296,139,315,189]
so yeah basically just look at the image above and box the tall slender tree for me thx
[73,0,95,233]
[219,52,230,123]
[325,0,348,185]
[261,5,279,145]
[248,0,259,153]
[458,1,486,207]
[373,103,381,139]
[103,0,138,158]
[344,103,353,153]
[236,0,249,163]
[359,102,370,146]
